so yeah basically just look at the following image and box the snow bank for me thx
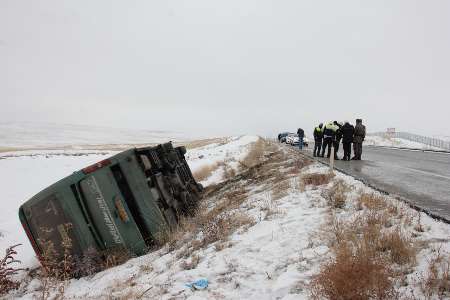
[1,137,449,299]
[186,135,260,186]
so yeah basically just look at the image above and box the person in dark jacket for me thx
[333,121,343,160]
[340,121,355,161]
[352,119,366,160]
[313,123,324,157]
[321,122,337,158]
[297,128,305,150]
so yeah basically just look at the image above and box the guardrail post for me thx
[329,149,335,173]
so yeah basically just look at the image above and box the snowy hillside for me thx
[1,137,449,299]
[0,122,195,150]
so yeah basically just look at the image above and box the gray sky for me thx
[1,0,450,137]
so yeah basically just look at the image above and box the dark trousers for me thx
[343,142,352,160]
[313,139,322,156]
[298,137,304,150]
[353,142,363,160]
[333,140,341,159]
[321,138,333,158]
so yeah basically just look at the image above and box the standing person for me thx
[341,121,355,161]
[297,128,305,150]
[313,123,324,157]
[352,119,366,160]
[333,121,343,160]
[321,121,337,158]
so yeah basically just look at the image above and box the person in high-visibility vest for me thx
[313,123,324,157]
[321,121,338,158]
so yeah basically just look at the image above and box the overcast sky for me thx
[1,1,450,137]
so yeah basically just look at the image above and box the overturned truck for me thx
[19,142,202,269]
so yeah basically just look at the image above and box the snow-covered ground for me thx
[365,135,445,150]
[0,122,196,150]
[186,135,259,186]
[1,137,449,299]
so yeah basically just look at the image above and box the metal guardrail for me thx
[369,132,450,151]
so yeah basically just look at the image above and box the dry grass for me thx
[101,247,133,271]
[333,215,416,267]
[284,158,312,176]
[323,179,349,209]
[310,242,395,300]
[314,222,413,299]
[155,217,197,251]
[200,212,254,246]
[271,180,291,201]
[218,161,237,180]
[386,203,399,216]
[212,187,249,214]
[215,241,233,252]
[329,216,350,245]
[379,229,416,265]
[180,254,200,270]
[295,178,306,192]
[193,163,219,182]
[364,210,392,228]
[358,193,387,211]
[313,187,419,299]
[240,138,267,168]
[414,213,425,233]
[421,248,450,299]
[159,202,255,264]
[37,228,79,300]
[157,186,253,257]
[28,225,134,299]
[269,168,289,185]
[301,172,334,187]
[0,244,22,296]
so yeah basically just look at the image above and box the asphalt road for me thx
[301,145,450,221]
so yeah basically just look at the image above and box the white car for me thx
[286,134,309,147]
[285,134,298,145]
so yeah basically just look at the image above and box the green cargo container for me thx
[19,142,202,267]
